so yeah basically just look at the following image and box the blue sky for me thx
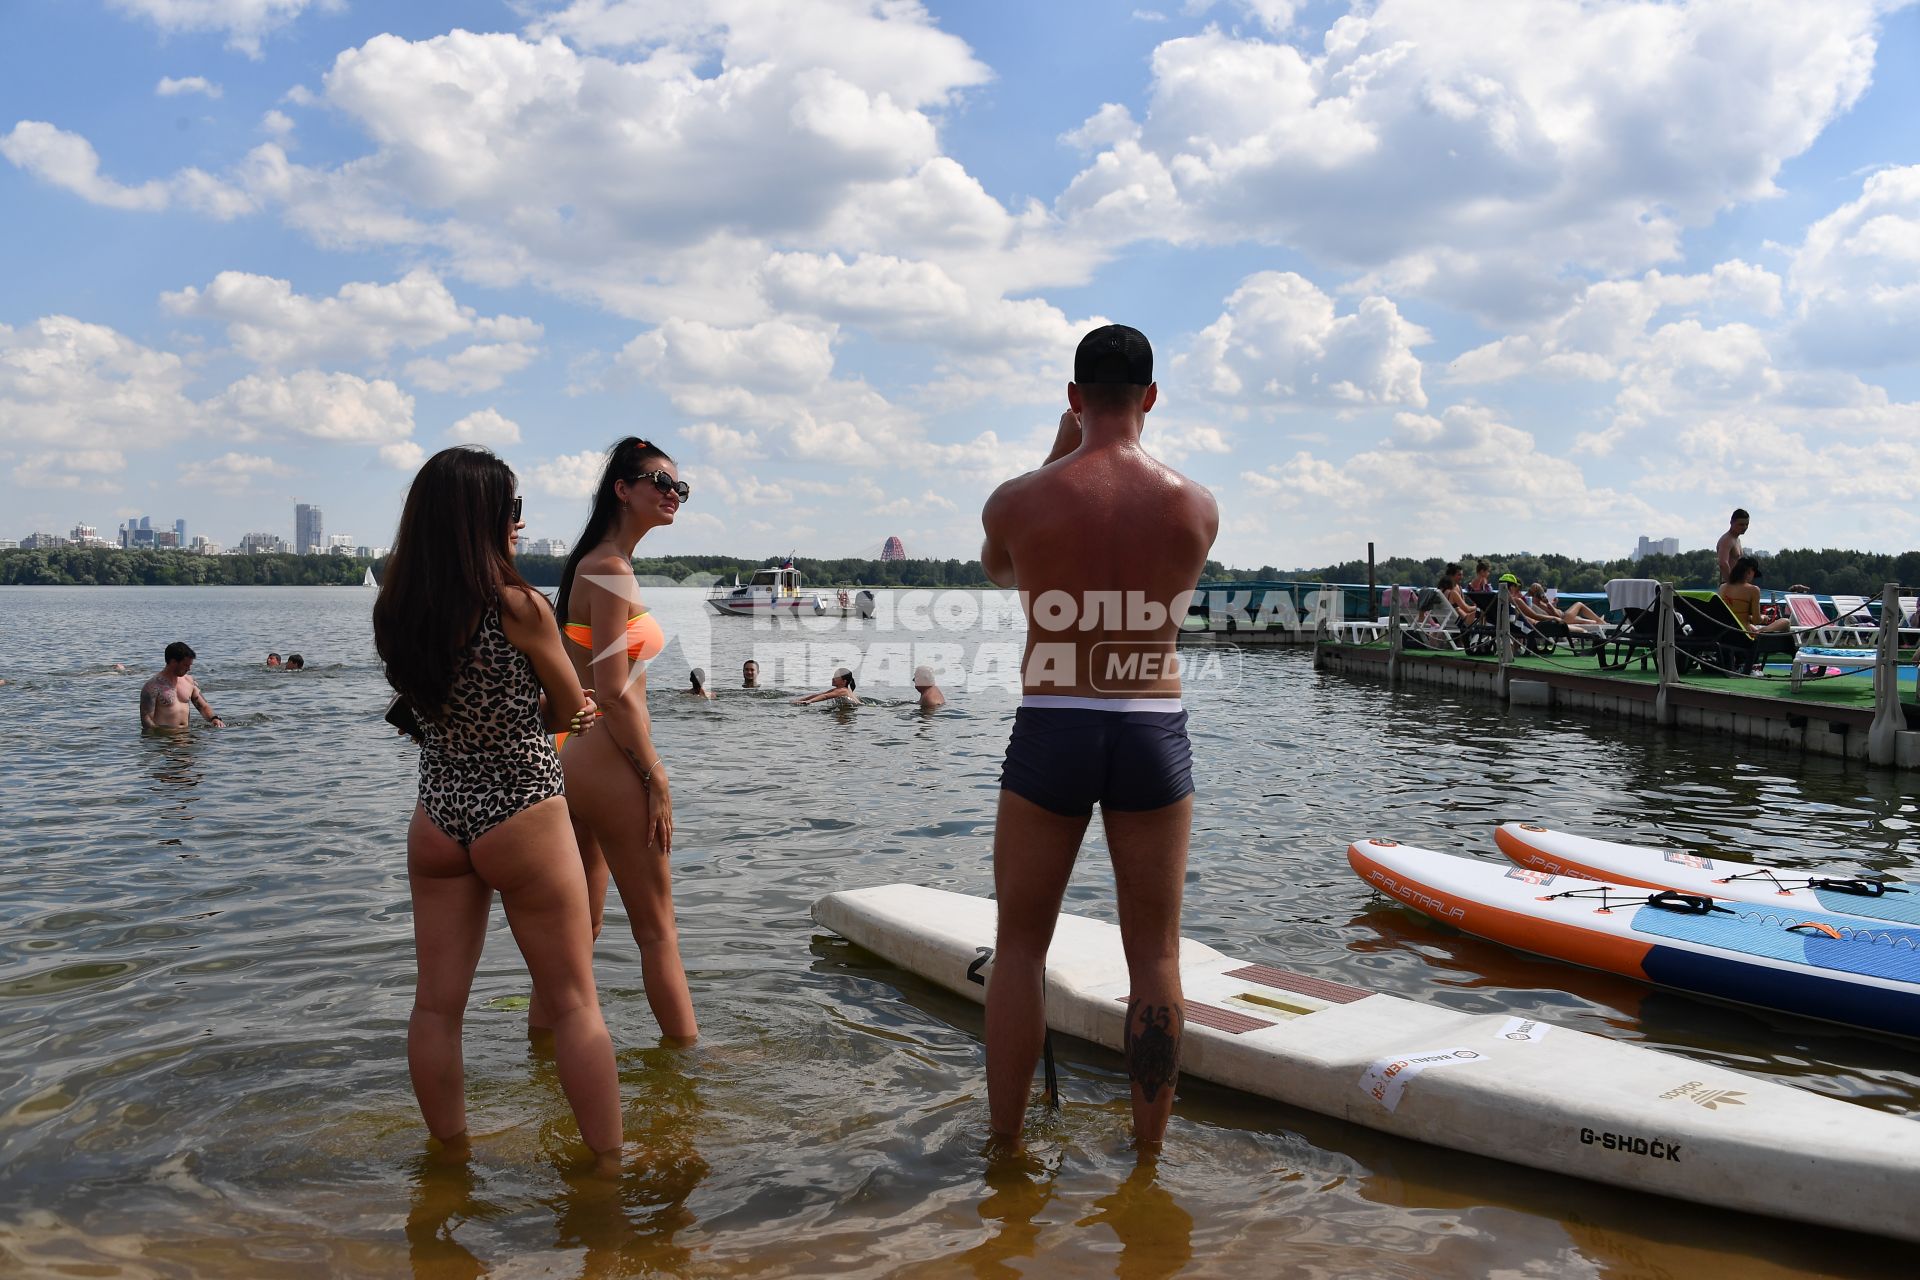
[3,0,1917,566]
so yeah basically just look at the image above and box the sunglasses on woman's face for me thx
[637,470,691,503]
[509,497,523,524]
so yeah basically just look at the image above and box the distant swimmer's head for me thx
[286,654,305,671]
[266,652,281,668]
[912,665,936,689]
[1070,324,1157,415]
[833,667,855,691]
[689,667,705,692]
[742,659,759,686]
[164,641,195,673]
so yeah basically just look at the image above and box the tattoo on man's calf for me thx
[1124,1000,1182,1102]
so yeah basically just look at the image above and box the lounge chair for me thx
[1674,591,1795,676]
[1783,592,1843,646]
[1595,579,1663,671]
[1790,646,1879,691]
[1828,595,1880,646]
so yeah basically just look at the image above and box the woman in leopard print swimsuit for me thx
[373,445,621,1165]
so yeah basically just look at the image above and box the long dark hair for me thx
[555,436,673,623]
[374,446,534,719]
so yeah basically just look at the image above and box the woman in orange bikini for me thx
[546,437,698,1042]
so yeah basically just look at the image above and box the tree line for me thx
[0,548,377,586]
[9,545,1919,594]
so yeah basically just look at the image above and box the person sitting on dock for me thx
[1720,557,1795,637]
[1439,566,1480,625]
[1523,581,1605,629]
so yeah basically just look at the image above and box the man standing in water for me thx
[979,324,1218,1147]
[140,641,224,731]
[1716,508,1749,584]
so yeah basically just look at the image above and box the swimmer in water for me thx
[139,642,225,731]
[266,652,283,669]
[912,665,945,710]
[686,668,713,700]
[286,654,306,671]
[742,659,759,689]
[793,668,859,705]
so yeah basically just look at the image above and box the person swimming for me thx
[742,659,759,688]
[686,668,713,699]
[285,653,305,671]
[912,665,945,709]
[139,642,224,731]
[794,668,860,705]
[266,652,282,669]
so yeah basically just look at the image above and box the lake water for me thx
[0,585,1914,1278]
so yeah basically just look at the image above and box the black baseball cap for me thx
[1074,324,1153,385]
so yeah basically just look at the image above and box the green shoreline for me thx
[4,545,1915,595]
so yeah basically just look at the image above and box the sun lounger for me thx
[1790,646,1879,691]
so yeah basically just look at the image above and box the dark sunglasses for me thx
[509,496,523,524]
[636,470,691,503]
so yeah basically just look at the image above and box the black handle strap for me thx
[1647,891,1725,915]
[1809,877,1896,899]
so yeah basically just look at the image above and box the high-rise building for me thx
[21,532,71,550]
[1631,535,1680,562]
[241,531,286,554]
[174,518,187,544]
[881,535,906,561]
[296,504,324,555]
[70,524,99,545]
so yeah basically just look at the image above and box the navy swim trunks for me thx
[999,696,1194,817]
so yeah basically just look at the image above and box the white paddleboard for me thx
[814,882,1920,1243]
[1495,823,1920,928]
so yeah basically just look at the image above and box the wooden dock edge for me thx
[1316,643,1920,771]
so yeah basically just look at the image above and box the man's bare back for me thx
[983,413,1216,698]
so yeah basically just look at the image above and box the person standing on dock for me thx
[979,323,1219,1149]
[1717,509,1749,584]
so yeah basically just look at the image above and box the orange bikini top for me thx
[563,609,666,663]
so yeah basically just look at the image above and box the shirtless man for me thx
[911,665,946,710]
[980,324,1219,1148]
[139,641,224,731]
[742,659,759,689]
[1716,509,1749,584]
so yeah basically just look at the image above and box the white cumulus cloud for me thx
[157,76,222,99]
[1179,271,1430,411]
[443,408,522,446]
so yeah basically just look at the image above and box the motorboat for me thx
[706,564,875,618]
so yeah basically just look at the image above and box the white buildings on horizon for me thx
[1631,535,1680,562]
[525,537,571,558]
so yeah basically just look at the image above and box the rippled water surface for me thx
[1,586,1914,1278]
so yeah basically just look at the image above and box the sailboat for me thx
[362,566,376,587]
